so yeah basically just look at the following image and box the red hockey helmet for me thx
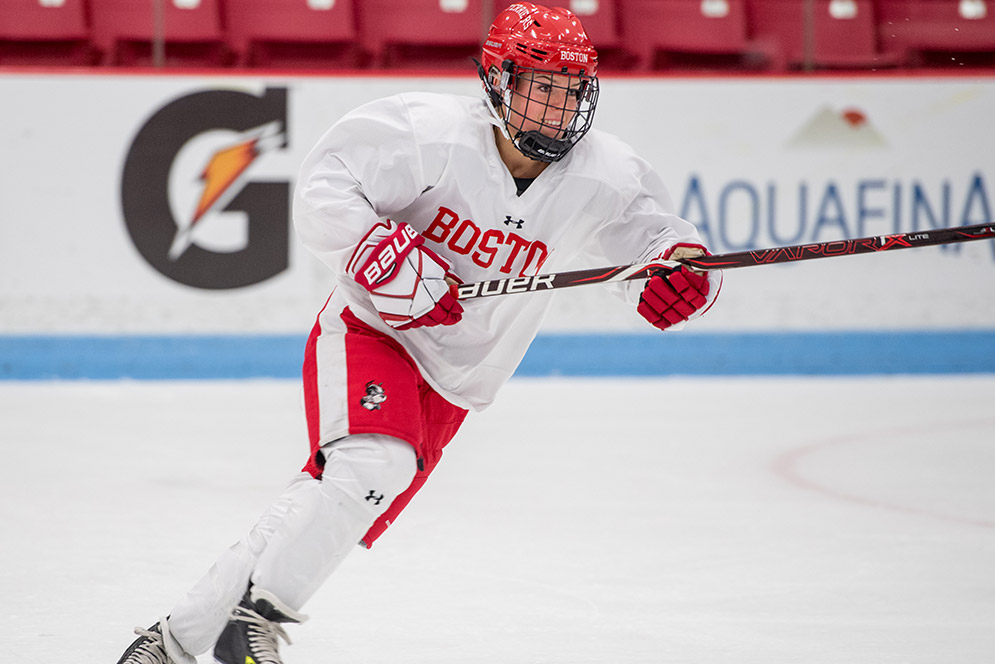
[481,2,599,78]
[478,3,600,162]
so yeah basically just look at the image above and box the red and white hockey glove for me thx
[349,220,463,330]
[637,243,711,331]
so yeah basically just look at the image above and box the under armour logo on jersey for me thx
[360,380,386,410]
[365,490,384,505]
[503,215,525,229]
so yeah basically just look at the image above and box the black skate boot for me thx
[213,587,305,664]
[115,622,172,664]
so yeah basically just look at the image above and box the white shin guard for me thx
[250,434,417,608]
[166,434,416,656]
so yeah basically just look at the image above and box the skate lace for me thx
[234,608,292,664]
[125,627,169,664]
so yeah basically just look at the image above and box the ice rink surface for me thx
[2,376,994,663]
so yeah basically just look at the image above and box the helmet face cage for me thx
[487,61,599,163]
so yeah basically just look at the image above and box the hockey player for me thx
[114,3,722,663]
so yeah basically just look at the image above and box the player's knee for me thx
[318,434,417,508]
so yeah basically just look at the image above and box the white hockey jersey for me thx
[293,92,720,411]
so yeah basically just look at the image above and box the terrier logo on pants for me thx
[361,381,387,411]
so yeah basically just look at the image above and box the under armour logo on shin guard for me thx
[365,490,384,505]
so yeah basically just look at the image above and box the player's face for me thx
[509,71,585,139]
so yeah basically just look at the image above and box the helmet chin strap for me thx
[513,130,568,163]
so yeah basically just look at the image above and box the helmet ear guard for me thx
[475,57,515,111]
[474,57,513,141]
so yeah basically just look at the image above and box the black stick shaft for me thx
[680,221,995,271]
[456,222,995,300]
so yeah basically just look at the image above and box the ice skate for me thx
[213,587,305,664]
[115,623,172,664]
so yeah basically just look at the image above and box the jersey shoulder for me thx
[559,128,676,222]
[333,92,485,141]
[569,128,656,191]
[402,92,495,153]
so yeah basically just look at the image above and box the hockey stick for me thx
[456,221,995,300]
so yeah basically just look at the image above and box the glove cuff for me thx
[661,242,710,262]
[349,220,426,291]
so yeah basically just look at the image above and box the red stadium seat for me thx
[357,0,486,70]
[748,0,898,69]
[554,0,623,47]
[618,0,761,70]
[876,0,995,66]
[0,0,97,66]
[89,0,230,66]
[223,0,362,68]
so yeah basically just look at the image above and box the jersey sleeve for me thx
[292,95,427,276]
[585,152,722,323]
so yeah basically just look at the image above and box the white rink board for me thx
[1,72,993,334]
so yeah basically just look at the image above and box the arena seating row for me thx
[1,0,994,71]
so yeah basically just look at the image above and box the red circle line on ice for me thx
[772,417,995,530]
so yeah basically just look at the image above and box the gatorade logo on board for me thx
[121,87,290,290]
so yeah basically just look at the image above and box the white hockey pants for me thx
[162,434,417,658]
